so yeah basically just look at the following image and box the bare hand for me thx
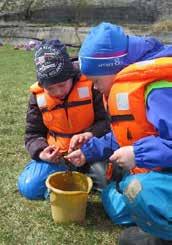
[65,149,86,167]
[109,146,136,170]
[68,132,93,153]
[39,145,62,164]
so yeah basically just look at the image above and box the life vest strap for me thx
[161,168,172,172]
[110,114,135,123]
[48,130,83,138]
[41,99,92,112]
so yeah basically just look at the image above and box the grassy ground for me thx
[0,45,122,245]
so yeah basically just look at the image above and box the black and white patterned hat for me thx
[35,40,76,87]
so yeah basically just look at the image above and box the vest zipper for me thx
[63,99,72,128]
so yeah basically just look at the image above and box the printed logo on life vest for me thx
[116,93,129,110]
[37,94,47,108]
[78,87,89,98]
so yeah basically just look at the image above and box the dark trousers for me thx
[119,227,172,245]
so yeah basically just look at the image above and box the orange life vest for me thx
[30,75,95,153]
[106,57,172,174]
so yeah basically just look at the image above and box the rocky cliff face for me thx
[0,0,171,24]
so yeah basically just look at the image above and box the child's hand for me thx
[109,146,136,170]
[39,145,62,164]
[68,132,93,153]
[65,149,86,167]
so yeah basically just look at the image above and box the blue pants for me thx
[102,171,172,240]
[18,160,68,200]
[18,159,108,200]
[101,181,133,226]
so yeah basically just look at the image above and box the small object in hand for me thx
[106,161,125,193]
[106,162,113,180]
[64,158,73,175]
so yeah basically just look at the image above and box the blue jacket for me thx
[81,37,172,169]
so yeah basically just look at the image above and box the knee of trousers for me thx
[101,182,134,225]
[121,172,172,240]
[18,159,67,200]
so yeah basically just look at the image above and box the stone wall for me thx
[1,22,171,45]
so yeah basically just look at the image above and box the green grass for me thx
[0,45,121,245]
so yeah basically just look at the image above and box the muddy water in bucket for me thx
[46,171,93,223]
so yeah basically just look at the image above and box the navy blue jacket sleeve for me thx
[81,132,119,163]
[134,88,172,168]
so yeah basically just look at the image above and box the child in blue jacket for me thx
[66,22,172,244]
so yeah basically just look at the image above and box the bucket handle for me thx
[44,188,51,200]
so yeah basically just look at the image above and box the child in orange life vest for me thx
[66,22,172,243]
[18,39,110,200]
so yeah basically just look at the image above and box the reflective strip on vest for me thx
[37,94,46,108]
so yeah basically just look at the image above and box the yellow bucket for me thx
[46,171,93,223]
